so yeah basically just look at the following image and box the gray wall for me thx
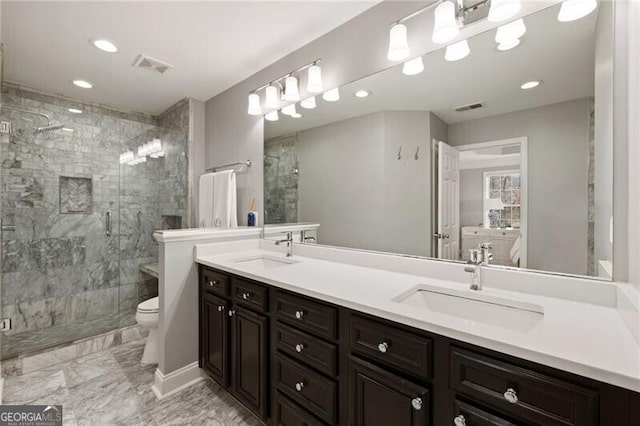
[627,0,640,287]
[594,0,614,274]
[460,166,515,227]
[448,98,591,276]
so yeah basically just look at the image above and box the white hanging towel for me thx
[212,170,238,228]
[198,173,215,227]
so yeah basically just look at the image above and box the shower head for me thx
[34,124,66,134]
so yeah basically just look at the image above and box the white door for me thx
[437,141,460,260]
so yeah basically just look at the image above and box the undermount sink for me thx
[232,254,299,269]
[393,284,544,332]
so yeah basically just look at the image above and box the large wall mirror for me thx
[263,2,614,280]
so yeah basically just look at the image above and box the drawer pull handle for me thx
[411,397,422,411]
[503,388,518,404]
[378,342,389,353]
[217,306,224,312]
[453,415,466,426]
[242,292,250,300]
[228,310,236,317]
[295,344,305,353]
[295,381,305,392]
[208,280,218,287]
[295,310,305,320]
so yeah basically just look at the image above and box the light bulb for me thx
[488,0,522,23]
[495,18,526,44]
[265,111,279,121]
[558,0,598,22]
[282,104,297,116]
[247,93,262,115]
[322,88,340,102]
[497,38,521,51]
[284,76,300,102]
[301,96,316,109]
[432,1,459,44]
[402,57,424,76]
[445,39,470,61]
[307,65,323,93]
[387,24,410,61]
[265,85,280,109]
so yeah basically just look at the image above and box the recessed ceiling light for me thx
[91,39,118,53]
[497,38,521,51]
[72,80,93,89]
[62,127,74,132]
[354,90,370,98]
[520,80,541,89]
[68,108,83,114]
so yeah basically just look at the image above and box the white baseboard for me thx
[151,362,204,400]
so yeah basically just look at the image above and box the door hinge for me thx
[0,121,10,134]
[0,318,12,332]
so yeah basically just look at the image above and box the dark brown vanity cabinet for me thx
[198,265,639,426]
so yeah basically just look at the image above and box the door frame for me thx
[456,137,528,268]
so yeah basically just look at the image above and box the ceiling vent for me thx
[133,55,173,75]
[454,102,484,112]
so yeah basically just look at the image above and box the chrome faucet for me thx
[301,230,316,244]
[274,231,294,257]
[464,242,493,291]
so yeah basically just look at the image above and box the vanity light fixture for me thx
[520,80,541,89]
[247,93,262,115]
[265,110,279,121]
[487,0,522,22]
[402,57,424,76]
[247,59,322,115]
[307,65,324,93]
[354,90,370,98]
[68,108,83,114]
[300,96,316,109]
[322,88,340,102]
[557,0,598,22]
[432,1,459,44]
[497,38,521,51]
[387,23,411,61]
[91,39,118,53]
[495,18,526,44]
[284,76,301,102]
[282,104,297,116]
[445,39,470,61]
[291,112,302,119]
[72,79,93,89]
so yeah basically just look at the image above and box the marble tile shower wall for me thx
[0,84,189,358]
[264,133,299,224]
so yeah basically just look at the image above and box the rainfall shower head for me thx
[34,124,66,134]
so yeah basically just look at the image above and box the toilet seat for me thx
[137,296,159,313]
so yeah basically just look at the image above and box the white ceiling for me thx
[266,3,598,139]
[1,1,379,115]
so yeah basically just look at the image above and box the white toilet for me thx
[136,296,159,365]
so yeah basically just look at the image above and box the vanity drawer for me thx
[275,291,338,340]
[350,315,432,380]
[275,322,338,377]
[201,268,229,297]
[231,277,268,313]
[453,399,517,426]
[274,391,327,426]
[450,347,598,426]
[275,353,338,424]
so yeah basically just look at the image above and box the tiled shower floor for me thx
[2,339,264,426]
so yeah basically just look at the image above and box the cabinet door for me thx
[201,294,229,386]
[232,305,268,419]
[349,356,429,426]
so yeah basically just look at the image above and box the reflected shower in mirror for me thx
[264,2,613,280]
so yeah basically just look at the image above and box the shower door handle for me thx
[106,211,112,237]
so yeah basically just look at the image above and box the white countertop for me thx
[195,240,640,393]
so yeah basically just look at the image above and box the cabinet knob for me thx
[453,415,466,426]
[295,381,305,392]
[411,397,422,411]
[228,310,236,317]
[295,310,305,320]
[242,292,250,300]
[378,342,389,353]
[208,280,218,287]
[217,306,224,312]
[503,388,518,404]
[295,344,305,353]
